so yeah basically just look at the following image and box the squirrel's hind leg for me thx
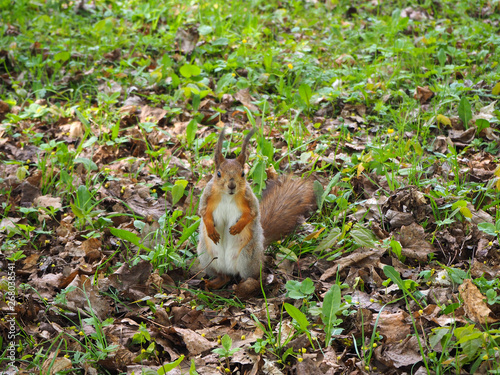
[204,273,232,290]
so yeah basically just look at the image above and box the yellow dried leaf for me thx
[492,82,500,96]
[304,227,325,241]
[357,163,365,177]
[436,114,451,126]
[460,206,472,219]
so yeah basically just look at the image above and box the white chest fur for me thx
[210,194,245,274]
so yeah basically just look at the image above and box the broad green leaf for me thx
[186,119,197,145]
[169,72,181,87]
[313,180,324,209]
[429,327,450,348]
[74,108,90,128]
[276,246,298,261]
[180,64,201,78]
[263,52,273,72]
[315,227,341,252]
[458,96,472,128]
[250,159,266,194]
[300,278,315,295]
[70,203,84,219]
[475,118,490,133]
[212,37,229,46]
[189,358,199,375]
[157,355,185,375]
[452,200,468,209]
[459,206,472,219]
[16,166,27,181]
[383,265,405,291]
[110,228,142,247]
[74,157,97,171]
[54,51,70,62]
[299,83,312,106]
[410,139,423,156]
[257,136,274,161]
[216,73,235,94]
[172,180,188,205]
[285,278,315,299]
[350,227,377,247]
[390,240,402,258]
[242,106,257,125]
[221,334,232,351]
[492,82,500,96]
[284,303,310,332]
[437,48,446,66]
[82,135,98,149]
[198,25,213,35]
[477,222,496,236]
[322,284,341,346]
[192,94,201,112]
[76,185,92,211]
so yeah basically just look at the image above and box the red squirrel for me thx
[197,127,316,289]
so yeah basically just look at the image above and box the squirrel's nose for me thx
[228,180,236,190]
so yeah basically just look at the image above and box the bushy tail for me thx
[260,176,317,247]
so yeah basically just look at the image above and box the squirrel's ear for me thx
[214,126,226,167]
[236,127,256,166]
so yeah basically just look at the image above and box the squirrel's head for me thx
[213,127,256,196]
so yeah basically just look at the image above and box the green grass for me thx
[1,0,500,373]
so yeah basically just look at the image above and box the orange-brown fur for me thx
[202,191,222,245]
[260,176,316,247]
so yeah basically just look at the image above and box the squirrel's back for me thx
[260,176,316,247]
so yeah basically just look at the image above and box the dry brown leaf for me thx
[175,26,199,54]
[108,261,152,300]
[66,275,112,320]
[69,121,84,138]
[42,356,72,374]
[397,223,435,261]
[320,247,386,281]
[0,99,9,114]
[413,85,434,104]
[168,327,217,356]
[334,54,356,67]
[375,335,423,368]
[235,88,259,112]
[33,195,62,210]
[375,311,410,343]
[0,217,20,232]
[448,127,476,144]
[459,279,498,324]
[472,100,497,123]
[139,105,168,123]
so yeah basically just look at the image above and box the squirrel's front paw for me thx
[208,230,220,244]
[229,224,242,235]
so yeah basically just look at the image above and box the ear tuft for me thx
[236,127,256,166]
[214,126,226,167]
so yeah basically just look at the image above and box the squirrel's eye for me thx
[217,171,221,178]
[241,171,245,177]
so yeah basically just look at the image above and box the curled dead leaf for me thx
[459,279,498,324]
[413,86,434,104]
